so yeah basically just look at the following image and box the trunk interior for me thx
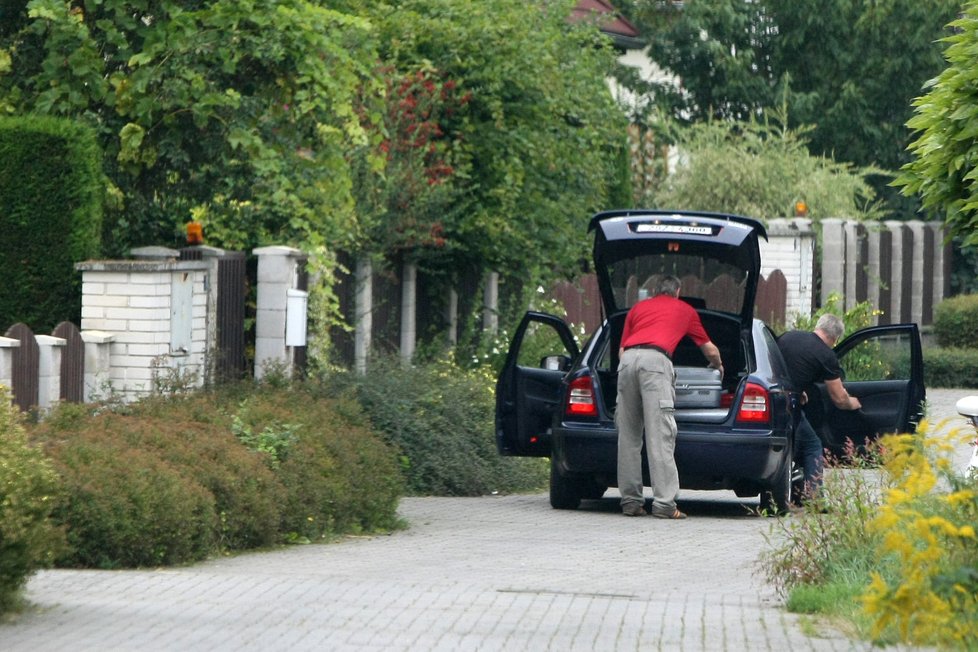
[597,311,750,421]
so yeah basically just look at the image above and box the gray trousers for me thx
[615,348,679,515]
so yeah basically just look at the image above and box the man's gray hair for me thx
[656,275,681,297]
[815,313,845,341]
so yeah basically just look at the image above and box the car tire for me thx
[760,443,793,516]
[581,479,608,500]
[549,461,583,510]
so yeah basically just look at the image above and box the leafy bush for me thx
[349,355,548,496]
[923,347,978,388]
[29,381,404,568]
[934,294,978,349]
[0,388,66,611]
[763,421,978,648]
[862,425,978,647]
[644,117,883,221]
[43,436,218,568]
[223,387,404,541]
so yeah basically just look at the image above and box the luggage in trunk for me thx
[674,367,722,408]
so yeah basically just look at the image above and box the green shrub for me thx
[34,400,286,563]
[31,382,406,567]
[923,347,978,388]
[226,387,404,541]
[350,355,549,496]
[0,387,66,612]
[43,437,217,568]
[934,294,978,349]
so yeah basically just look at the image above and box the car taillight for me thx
[735,382,770,424]
[566,376,598,417]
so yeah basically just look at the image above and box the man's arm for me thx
[825,377,861,410]
[699,341,723,377]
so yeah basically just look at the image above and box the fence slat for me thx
[53,321,84,402]
[5,323,39,411]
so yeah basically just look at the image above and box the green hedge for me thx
[26,383,403,569]
[924,347,978,389]
[933,294,978,349]
[0,116,103,331]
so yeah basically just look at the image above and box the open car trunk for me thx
[596,310,750,423]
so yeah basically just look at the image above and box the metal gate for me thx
[216,253,247,380]
[180,248,248,381]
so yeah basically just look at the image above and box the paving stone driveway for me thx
[2,389,971,651]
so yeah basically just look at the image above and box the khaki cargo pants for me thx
[615,347,679,516]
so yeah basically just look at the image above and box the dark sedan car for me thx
[495,210,925,513]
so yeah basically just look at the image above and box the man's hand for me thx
[825,378,860,411]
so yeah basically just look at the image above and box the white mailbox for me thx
[285,288,308,347]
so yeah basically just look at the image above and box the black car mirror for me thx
[541,355,571,371]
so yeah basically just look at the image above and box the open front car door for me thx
[807,324,925,456]
[495,311,579,457]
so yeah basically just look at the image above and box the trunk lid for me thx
[588,210,767,326]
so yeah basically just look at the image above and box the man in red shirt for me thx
[616,275,724,518]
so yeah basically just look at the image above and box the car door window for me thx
[515,320,576,368]
[839,331,914,381]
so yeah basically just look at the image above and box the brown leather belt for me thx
[624,343,671,359]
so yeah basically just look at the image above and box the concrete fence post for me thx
[35,334,66,410]
[866,223,892,325]
[0,336,19,390]
[820,219,846,306]
[928,221,951,316]
[906,221,932,325]
[253,245,308,380]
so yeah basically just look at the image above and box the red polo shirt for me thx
[620,294,710,356]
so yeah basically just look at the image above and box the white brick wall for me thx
[76,259,208,401]
[759,218,816,323]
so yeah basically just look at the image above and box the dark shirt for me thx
[776,330,842,394]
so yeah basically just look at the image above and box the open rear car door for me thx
[806,324,925,456]
[495,311,579,457]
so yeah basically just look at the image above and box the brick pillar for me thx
[76,253,208,401]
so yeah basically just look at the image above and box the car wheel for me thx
[581,479,608,500]
[760,444,794,516]
[549,461,583,510]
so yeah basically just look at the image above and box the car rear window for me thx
[606,254,748,315]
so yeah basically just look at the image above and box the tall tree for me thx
[896,3,978,248]
[0,0,382,255]
[348,0,630,281]
[617,0,959,218]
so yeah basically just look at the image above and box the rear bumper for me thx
[552,422,789,488]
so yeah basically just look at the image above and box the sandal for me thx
[652,508,687,520]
